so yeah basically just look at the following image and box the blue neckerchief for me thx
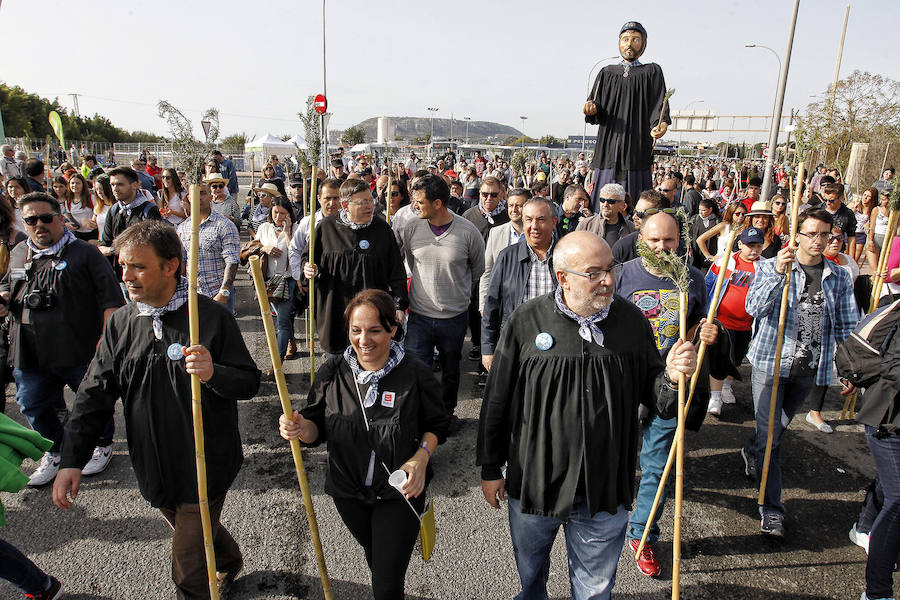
[343,341,405,407]
[554,287,611,346]
[27,228,75,258]
[136,277,189,339]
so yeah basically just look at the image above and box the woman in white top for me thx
[65,173,99,241]
[158,168,187,226]
[867,188,893,276]
[92,175,116,240]
[850,187,876,264]
[255,197,296,360]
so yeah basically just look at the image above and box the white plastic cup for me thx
[388,469,408,490]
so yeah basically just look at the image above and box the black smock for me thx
[477,294,671,520]
[60,296,261,509]
[585,63,670,173]
[303,215,408,354]
[300,355,449,502]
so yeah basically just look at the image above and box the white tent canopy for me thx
[244,133,295,155]
[286,134,308,149]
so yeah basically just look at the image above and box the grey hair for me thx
[597,183,625,201]
[0,144,11,154]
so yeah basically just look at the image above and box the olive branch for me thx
[157,101,220,185]
[635,206,692,294]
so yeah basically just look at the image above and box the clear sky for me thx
[1,0,893,145]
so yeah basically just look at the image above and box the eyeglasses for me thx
[598,197,621,204]
[772,201,786,206]
[23,213,58,226]
[349,199,375,207]
[634,207,677,220]
[658,187,676,193]
[797,231,832,241]
[390,191,401,197]
[480,191,500,198]
[827,233,846,243]
[210,183,225,189]
[559,266,614,282]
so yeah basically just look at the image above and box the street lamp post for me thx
[464,117,471,144]
[520,116,527,149]
[427,107,439,146]
[582,55,619,152]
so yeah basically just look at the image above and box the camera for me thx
[23,290,55,310]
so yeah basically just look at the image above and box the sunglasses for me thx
[23,213,58,226]
[480,191,500,198]
[390,191,401,197]
[658,187,676,193]
[634,207,677,220]
[772,201,786,206]
[598,197,620,204]
[210,183,225,189]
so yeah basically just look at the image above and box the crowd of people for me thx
[0,118,899,598]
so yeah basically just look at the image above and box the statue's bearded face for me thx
[619,30,644,61]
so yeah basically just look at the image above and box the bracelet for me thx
[419,442,431,457]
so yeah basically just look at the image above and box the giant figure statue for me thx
[584,21,670,212]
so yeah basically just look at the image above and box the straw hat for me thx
[203,173,228,186]
[746,200,773,217]
[252,182,282,197]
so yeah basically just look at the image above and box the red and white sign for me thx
[761,145,769,158]
[314,94,327,115]
[201,120,212,140]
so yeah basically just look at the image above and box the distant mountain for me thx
[353,117,522,143]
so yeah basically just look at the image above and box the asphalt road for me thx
[2,249,894,599]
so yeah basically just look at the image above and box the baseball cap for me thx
[740,227,765,245]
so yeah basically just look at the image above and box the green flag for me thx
[48,110,65,148]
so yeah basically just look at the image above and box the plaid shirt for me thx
[745,256,858,386]
[523,245,554,302]
[176,212,240,298]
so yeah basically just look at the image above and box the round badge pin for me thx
[535,332,554,351]
[359,239,370,250]
[54,260,67,271]
[167,343,185,361]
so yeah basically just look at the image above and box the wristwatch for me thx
[218,288,231,297]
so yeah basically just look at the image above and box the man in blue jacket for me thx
[481,197,557,372]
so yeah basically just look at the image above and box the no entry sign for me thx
[314,94,327,114]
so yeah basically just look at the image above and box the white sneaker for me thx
[81,445,113,476]
[849,522,870,554]
[721,386,736,404]
[806,412,834,433]
[28,452,60,486]
[707,396,723,416]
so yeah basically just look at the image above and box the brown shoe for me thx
[286,338,298,358]
[217,561,243,597]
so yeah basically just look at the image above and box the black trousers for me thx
[333,496,423,600]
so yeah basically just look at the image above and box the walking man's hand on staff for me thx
[52,468,82,509]
[303,262,318,279]
[775,245,796,274]
[184,344,214,382]
[650,122,668,139]
[697,318,718,345]
[665,338,697,381]
[583,101,597,116]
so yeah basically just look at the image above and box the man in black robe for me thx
[302,178,408,357]
[53,221,261,600]
[477,231,697,599]
[584,21,670,213]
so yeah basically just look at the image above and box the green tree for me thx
[221,132,249,154]
[341,124,367,146]
[539,135,561,147]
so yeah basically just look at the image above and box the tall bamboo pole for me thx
[758,162,805,505]
[247,256,333,600]
[386,168,393,224]
[828,6,850,124]
[671,291,688,600]
[635,226,740,560]
[308,167,319,383]
[187,184,220,600]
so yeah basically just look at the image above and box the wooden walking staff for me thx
[869,179,900,313]
[186,184,221,600]
[758,162,805,507]
[634,226,741,561]
[247,256,334,600]
[308,167,320,383]
[671,290,688,600]
[385,168,393,224]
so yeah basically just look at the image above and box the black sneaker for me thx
[740,448,757,480]
[468,346,481,361]
[25,576,62,600]
[760,511,785,537]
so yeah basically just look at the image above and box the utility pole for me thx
[427,107,439,145]
[759,0,800,203]
[450,113,454,142]
[520,116,527,149]
[464,117,471,144]
[69,93,81,118]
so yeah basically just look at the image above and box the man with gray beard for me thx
[478,231,698,599]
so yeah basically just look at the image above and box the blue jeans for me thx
[272,278,297,359]
[0,537,50,594]
[508,497,627,600]
[743,367,815,515]
[13,365,113,453]
[404,311,467,414]
[627,413,678,544]
[865,426,900,600]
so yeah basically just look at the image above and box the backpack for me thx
[834,299,900,387]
